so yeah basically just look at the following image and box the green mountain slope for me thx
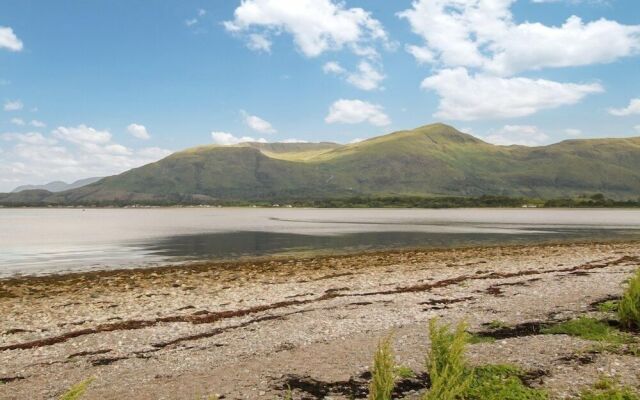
[2,123,640,205]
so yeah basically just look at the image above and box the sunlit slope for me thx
[3,123,640,204]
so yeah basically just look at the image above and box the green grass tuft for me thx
[542,317,630,343]
[423,319,472,400]
[395,365,416,379]
[368,335,396,400]
[466,365,547,400]
[59,378,94,400]
[619,269,640,330]
[580,376,640,400]
[597,300,620,313]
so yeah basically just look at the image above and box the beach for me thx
[1,241,639,399]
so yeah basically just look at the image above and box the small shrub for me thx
[368,335,396,400]
[619,269,640,330]
[60,378,94,400]
[466,365,547,400]
[542,317,629,343]
[423,319,471,400]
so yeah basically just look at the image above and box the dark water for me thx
[141,229,640,260]
[2,208,640,277]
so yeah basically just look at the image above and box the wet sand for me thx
[1,241,640,399]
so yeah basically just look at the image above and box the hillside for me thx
[11,177,102,193]
[2,123,640,205]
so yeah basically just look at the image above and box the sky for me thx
[0,0,639,191]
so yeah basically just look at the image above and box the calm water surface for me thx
[2,208,640,277]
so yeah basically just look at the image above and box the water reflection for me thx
[138,228,640,261]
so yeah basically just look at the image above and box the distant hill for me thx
[2,123,640,205]
[11,177,102,193]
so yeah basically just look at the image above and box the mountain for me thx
[2,123,640,205]
[11,177,103,193]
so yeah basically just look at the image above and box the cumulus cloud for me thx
[4,100,23,111]
[325,99,391,126]
[30,120,46,128]
[564,128,583,137]
[399,0,636,120]
[126,123,151,139]
[0,27,23,52]
[10,118,25,126]
[247,33,272,52]
[53,124,111,145]
[242,111,276,134]
[399,0,640,76]
[211,131,267,145]
[0,125,172,191]
[323,60,385,90]
[421,68,603,120]
[224,0,389,58]
[323,61,346,74]
[483,125,550,146]
[608,98,640,116]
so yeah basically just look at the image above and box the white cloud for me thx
[0,27,23,52]
[325,99,391,126]
[345,61,385,91]
[30,120,46,128]
[211,131,267,145]
[323,61,346,74]
[349,137,365,144]
[323,60,385,90]
[53,124,111,145]
[2,132,56,146]
[564,128,583,137]
[399,0,640,76]
[4,100,23,111]
[186,8,207,27]
[126,123,151,140]
[137,147,172,159]
[279,138,309,143]
[224,0,389,58]
[247,34,272,52]
[405,44,434,65]
[242,111,276,133]
[421,68,603,120]
[10,118,25,126]
[635,125,640,134]
[0,125,172,191]
[483,125,550,146]
[608,98,640,116]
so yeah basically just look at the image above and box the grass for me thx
[423,319,472,400]
[541,317,631,344]
[466,365,547,400]
[619,269,640,330]
[59,378,94,400]
[597,300,620,313]
[580,376,640,400]
[368,335,396,400]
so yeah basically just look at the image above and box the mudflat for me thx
[1,241,639,399]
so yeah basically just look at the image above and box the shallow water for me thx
[2,208,640,277]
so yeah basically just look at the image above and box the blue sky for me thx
[0,0,639,190]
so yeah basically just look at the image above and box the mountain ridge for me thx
[2,123,640,205]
